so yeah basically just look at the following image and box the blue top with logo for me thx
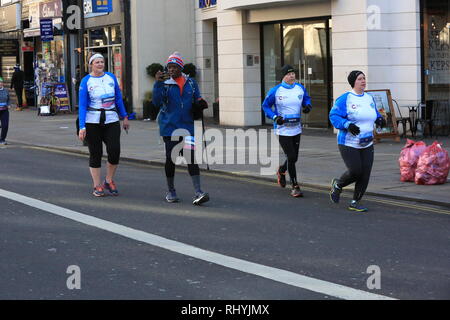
[78,72,128,129]
[329,91,383,149]
[261,82,311,136]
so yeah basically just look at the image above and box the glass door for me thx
[262,19,331,127]
[284,21,330,127]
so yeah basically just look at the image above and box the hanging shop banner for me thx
[28,2,40,29]
[39,0,63,19]
[199,0,217,9]
[84,0,108,18]
[0,3,20,32]
[40,18,54,42]
[92,0,112,13]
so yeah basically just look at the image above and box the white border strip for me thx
[0,188,396,300]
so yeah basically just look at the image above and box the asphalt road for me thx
[0,144,449,301]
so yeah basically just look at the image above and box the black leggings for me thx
[163,136,200,178]
[337,145,374,201]
[14,87,23,108]
[278,134,301,186]
[0,110,9,141]
[86,122,121,168]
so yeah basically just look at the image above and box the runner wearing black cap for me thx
[262,65,312,197]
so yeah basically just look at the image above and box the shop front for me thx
[262,18,332,128]
[21,0,68,109]
[83,25,123,90]
[421,0,449,135]
[0,2,21,89]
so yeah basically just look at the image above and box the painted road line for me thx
[0,188,396,300]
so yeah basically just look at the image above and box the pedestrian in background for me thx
[0,77,10,145]
[329,70,386,212]
[10,64,24,111]
[153,52,209,205]
[262,64,312,198]
[78,53,130,197]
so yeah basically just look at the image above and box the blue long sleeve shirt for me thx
[262,82,311,136]
[329,91,383,149]
[78,72,128,130]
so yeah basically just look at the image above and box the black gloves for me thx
[348,123,361,136]
[192,98,208,120]
[303,104,312,114]
[375,117,386,128]
[274,116,284,125]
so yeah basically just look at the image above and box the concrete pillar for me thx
[331,0,421,112]
[216,4,261,126]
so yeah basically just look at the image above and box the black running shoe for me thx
[348,200,368,212]
[277,169,286,188]
[193,191,209,205]
[330,178,342,203]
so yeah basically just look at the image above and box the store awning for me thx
[23,28,41,38]
[222,0,318,10]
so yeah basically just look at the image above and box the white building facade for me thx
[193,0,449,130]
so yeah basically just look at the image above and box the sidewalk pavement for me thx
[4,108,450,207]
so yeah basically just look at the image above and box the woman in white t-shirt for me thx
[329,70,386,212]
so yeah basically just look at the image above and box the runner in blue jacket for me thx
[262,65,312,197]
[153,52,209,205]
[329,70,386,212]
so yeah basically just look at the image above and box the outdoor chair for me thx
[393,99,412,138]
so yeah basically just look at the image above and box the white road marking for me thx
[0,188,396,300]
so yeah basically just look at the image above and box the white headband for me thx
[89,54,104,65]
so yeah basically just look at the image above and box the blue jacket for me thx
[0,88,10,110]
[153,76,201,136]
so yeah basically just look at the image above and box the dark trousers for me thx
[86,122,121,168]
[278,134,301,186]
[14,87,23,108]
[337,145,374,201]
[0,110,9,141]
[163,136,200,178]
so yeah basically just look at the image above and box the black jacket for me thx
[10,70,25,90]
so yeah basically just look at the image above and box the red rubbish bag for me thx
[415,142,450,185]
[398,139,427,182]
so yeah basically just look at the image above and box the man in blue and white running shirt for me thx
[78,53,129,197]
[329,70,386,212]
[262,65,312,198]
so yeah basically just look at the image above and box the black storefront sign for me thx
[0,40,19,56]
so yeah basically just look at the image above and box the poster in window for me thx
[366,89,400,141]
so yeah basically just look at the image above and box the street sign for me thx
[40,18,54,42]
[92,0,112,13]
[199,0,217,9]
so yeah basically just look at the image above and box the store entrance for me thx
[262,19,332,128]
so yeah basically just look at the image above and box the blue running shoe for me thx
[166,190,179,203]
[193,191,209,205]
[330,178,342,203]
[348,200,368,212]
[93,186,105,197]
[103,180,119,196]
